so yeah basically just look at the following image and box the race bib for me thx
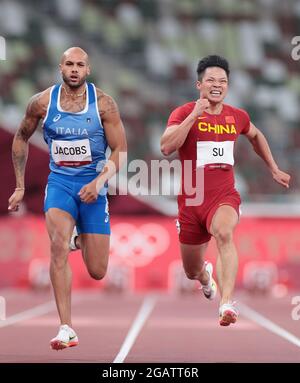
[196,141,234,167]
[51,139,92,167]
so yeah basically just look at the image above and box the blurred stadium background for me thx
[0,0,300,295]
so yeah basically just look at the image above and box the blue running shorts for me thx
[44,172,110,235]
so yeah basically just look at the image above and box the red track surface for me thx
[0,289,300,363]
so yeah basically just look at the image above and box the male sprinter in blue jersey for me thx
[8,47,127,350]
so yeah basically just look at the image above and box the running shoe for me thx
[200,262,217,300]
[219,301,238,326]
[69,226,78,251]
[50,324,79,350]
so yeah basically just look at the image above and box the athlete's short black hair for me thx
[197,55,230,81]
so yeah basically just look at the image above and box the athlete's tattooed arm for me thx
[78,90,127,204]
[99,94,119,117]
[8,91,49,211]
[12,94,44,188]
[97,89,127,176]
[98,92,127,177]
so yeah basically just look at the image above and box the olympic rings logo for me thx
[110,223,170,267]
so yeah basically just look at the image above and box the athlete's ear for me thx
[59,63,62,74]
[196,80,202,91]
[87,64,91,76]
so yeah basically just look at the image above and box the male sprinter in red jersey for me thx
[8,47,127,348]
[161,55,290,326]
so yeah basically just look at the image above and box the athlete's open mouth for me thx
[210,90,222,96]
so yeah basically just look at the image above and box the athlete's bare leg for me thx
[76,234,109,280]
[45,208,75,327]
[210,205,239,305]
[216,254,223,297]
[180,242,210,285]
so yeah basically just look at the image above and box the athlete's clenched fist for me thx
[191,97,210,118]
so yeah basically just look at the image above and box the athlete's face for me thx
[196,67,228,104]
[59,51,90,88]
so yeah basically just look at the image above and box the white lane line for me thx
[0,300,56,328]
[239,302,300,348]
[113,295,157,363]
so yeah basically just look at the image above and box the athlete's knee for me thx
[50,233,70,256]
[88,265,107,280]
[213,226,233,245]
[184,266,203,280]
[50,248,68,270]
[88,269,106,281]
[185,271,199,280]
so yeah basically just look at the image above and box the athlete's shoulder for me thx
[26,87,52,117]
[95,87,120,119]
[223,104,250,121]
[172,101,195,114]
[94,86,107,101]
[167,101,194,126]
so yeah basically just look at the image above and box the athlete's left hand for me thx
[272,168,291,188]
[78,181,98,203]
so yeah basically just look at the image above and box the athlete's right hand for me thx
[8,190,25,212]
[78,181,98,204]
[191,97,210,119]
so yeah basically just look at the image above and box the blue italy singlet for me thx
[43,82,108,177]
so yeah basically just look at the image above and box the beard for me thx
[62,73,86,88]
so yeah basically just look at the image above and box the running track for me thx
[0,289,300,363]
